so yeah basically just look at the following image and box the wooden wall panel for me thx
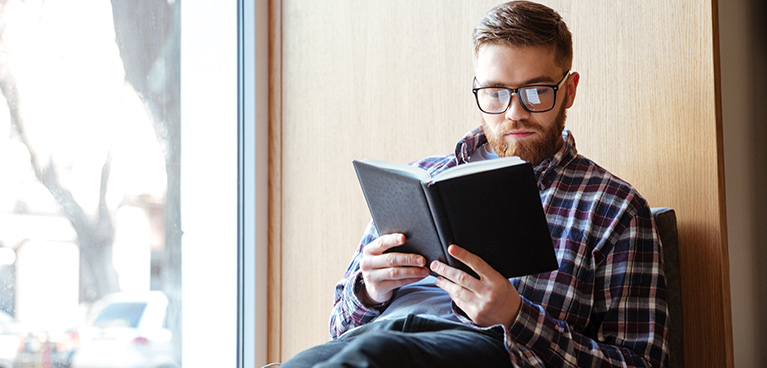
[273,1,490,358]
[269,1,732,366]
[267,0,282,362]
[558,1,732,366]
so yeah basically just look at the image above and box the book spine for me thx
[421,183,454,266]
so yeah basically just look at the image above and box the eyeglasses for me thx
[472,71,570,114]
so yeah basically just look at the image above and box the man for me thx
[282,1,669,367]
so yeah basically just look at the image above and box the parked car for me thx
[0,311,21,368]
[14,329,77,368]
[71,291,177,368]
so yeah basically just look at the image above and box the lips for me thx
[505,129,536,139]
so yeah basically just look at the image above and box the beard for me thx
[482,102,567,165]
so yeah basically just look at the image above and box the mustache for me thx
[498,119,543,134]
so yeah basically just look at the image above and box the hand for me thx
[430,244,522,328]
[358,233,430,306]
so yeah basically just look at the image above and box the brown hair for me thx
[473,1,573,71]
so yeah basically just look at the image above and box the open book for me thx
[353,157,558,279]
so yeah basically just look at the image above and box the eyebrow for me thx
[479,75,557,88]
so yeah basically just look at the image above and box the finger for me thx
[434,276,475,312]
[429,260,480,291]
[447,244,498,281]
[365,233,406,255]
[364,251,426,271]
[365,264,429,282]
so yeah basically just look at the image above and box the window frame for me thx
[180,0,266,366]
[237,0,268,366]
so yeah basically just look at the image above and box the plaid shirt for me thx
[330,127,670,368]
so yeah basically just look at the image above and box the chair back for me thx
[652,207,684,368]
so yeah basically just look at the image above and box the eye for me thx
[524,88,541,104]
[485,88,509,100]
[534,86,554,96]
[522,87,553,106]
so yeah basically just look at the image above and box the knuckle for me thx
[359,257,372,271]
[432,262,442,273]
[451,288,464,301]
[378,237,389,249]
[386,253,397,266]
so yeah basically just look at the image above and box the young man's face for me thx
[474,44,579,165]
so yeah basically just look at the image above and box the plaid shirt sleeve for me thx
[328,222,382,339]
[506,182,670,367]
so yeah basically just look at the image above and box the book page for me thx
[357,158,431,182]
[431,156,524,183]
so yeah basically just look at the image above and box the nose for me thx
[504,93,531,121]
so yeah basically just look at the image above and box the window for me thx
[0,1,260,367]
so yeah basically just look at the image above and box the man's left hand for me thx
[430,244,522,328]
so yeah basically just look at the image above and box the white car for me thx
[0,311,21,368]
[72,291,178,368]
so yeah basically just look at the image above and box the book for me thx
[353,157,558,280]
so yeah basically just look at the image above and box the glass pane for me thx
[92,303,147,329]
[0,1,238,367]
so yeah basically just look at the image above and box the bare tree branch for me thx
[0,0,120,300]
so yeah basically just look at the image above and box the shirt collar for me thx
[453,126,578,189]
[454,125,488,164]
[534,129,578,189]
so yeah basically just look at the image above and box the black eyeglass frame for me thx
[472,70,571,114]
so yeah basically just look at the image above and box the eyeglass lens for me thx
[476,86,555,113]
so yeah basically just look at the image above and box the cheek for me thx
[482,114,505,130]
[530,112,558,130]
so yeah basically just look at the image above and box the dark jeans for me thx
[280,315,513,368]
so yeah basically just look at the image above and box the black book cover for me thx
[352,161,449,266]
[353,158,558,279]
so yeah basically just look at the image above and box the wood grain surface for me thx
[269,1,732,366]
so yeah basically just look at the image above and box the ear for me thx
[564,72,580,109]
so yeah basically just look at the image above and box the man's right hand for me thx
[357,233,430,306]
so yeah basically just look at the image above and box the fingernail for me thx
[416,257,425,266]
[448,244,459,255]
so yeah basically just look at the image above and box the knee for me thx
[320,330,412,367]
[350,330,408,350]
[280,340,345,368]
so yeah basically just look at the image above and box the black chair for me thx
[652,207,684,368]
